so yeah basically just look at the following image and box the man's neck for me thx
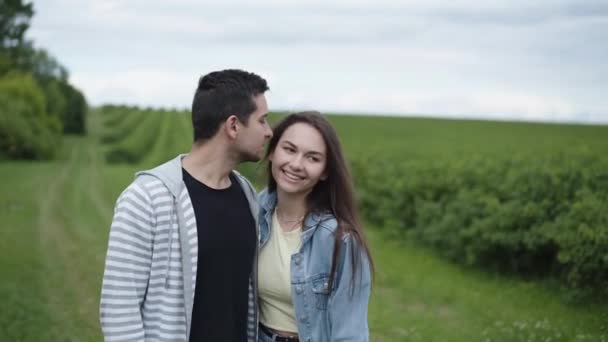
[182,140,238,189]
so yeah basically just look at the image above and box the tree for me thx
[0,72,61,159]
[18,46,68,81]
[0,0,88,154]
[60,81,87,134]
[0,0,34,74]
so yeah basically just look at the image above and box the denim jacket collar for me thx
[258,189,332,247]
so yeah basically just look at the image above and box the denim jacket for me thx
[258,189,371,342]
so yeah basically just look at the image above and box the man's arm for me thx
[100,183,154,342]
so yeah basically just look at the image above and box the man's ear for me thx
[225,115,239,139]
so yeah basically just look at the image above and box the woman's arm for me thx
[327,234,372,342]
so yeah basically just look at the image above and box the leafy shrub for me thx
[353,153,608,298]
[0,73,61,159]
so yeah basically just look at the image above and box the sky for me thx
[28,0,608,124]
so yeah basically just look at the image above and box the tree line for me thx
[1,0,87,159]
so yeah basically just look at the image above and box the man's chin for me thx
[239,152,262,163]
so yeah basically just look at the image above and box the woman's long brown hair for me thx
[265,111,374,291]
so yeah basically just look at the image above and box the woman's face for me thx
[270,122,327,198]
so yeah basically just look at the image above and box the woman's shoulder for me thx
[310,212,338,234]
[312,213,361,244]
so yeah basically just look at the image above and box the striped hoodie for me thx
[100,154,260,341]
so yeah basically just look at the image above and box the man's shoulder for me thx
[118,174,171,204]
[231,169,252,184]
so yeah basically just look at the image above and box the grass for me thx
[1,110,607,340]
[324,114,608,160]
[367,228,608,341]
[0,161,57,340]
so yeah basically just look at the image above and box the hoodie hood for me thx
[135,153,258,203]
[135,154,186,198]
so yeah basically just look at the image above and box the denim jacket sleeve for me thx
[327,234,372,341]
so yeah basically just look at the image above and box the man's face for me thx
[236,94,273,162]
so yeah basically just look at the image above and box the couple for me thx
[99,69,373,342]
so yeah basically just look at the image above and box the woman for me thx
[257,111,374,342]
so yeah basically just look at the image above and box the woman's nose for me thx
[288,155,304,170]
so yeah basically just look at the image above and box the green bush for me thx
[0,73,61,159]
[353,154,608,298]
[59,81,86,134]
[36,77,87,135]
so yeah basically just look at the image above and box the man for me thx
[100,69,273,342]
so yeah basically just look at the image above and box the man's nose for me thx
[265,125,273,139]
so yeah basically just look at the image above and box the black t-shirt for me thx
[183,168,256,342]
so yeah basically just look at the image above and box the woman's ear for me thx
[320,169,328,181]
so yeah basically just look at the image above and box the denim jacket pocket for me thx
[311,276,331,310]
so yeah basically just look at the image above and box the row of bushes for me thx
[100,108,148,144]
[352,153,608,299]
[100,108,188,165]
[97,107,261,183]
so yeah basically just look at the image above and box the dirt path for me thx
[37,144,92,340]
[37,121,108,340]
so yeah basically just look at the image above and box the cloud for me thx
[71,70,196,108]
[28,0,608,124]
[270,86,581,121]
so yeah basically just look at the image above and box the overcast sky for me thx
[29,0,608,123]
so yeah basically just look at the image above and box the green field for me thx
[328,114,608,159]
[1,109,607,341]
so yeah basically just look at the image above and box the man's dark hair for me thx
[191,69,269,142]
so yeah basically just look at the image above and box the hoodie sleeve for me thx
[100,182,154,342]
[327,234,372,342]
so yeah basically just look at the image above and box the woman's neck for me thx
[276,190,308,221]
